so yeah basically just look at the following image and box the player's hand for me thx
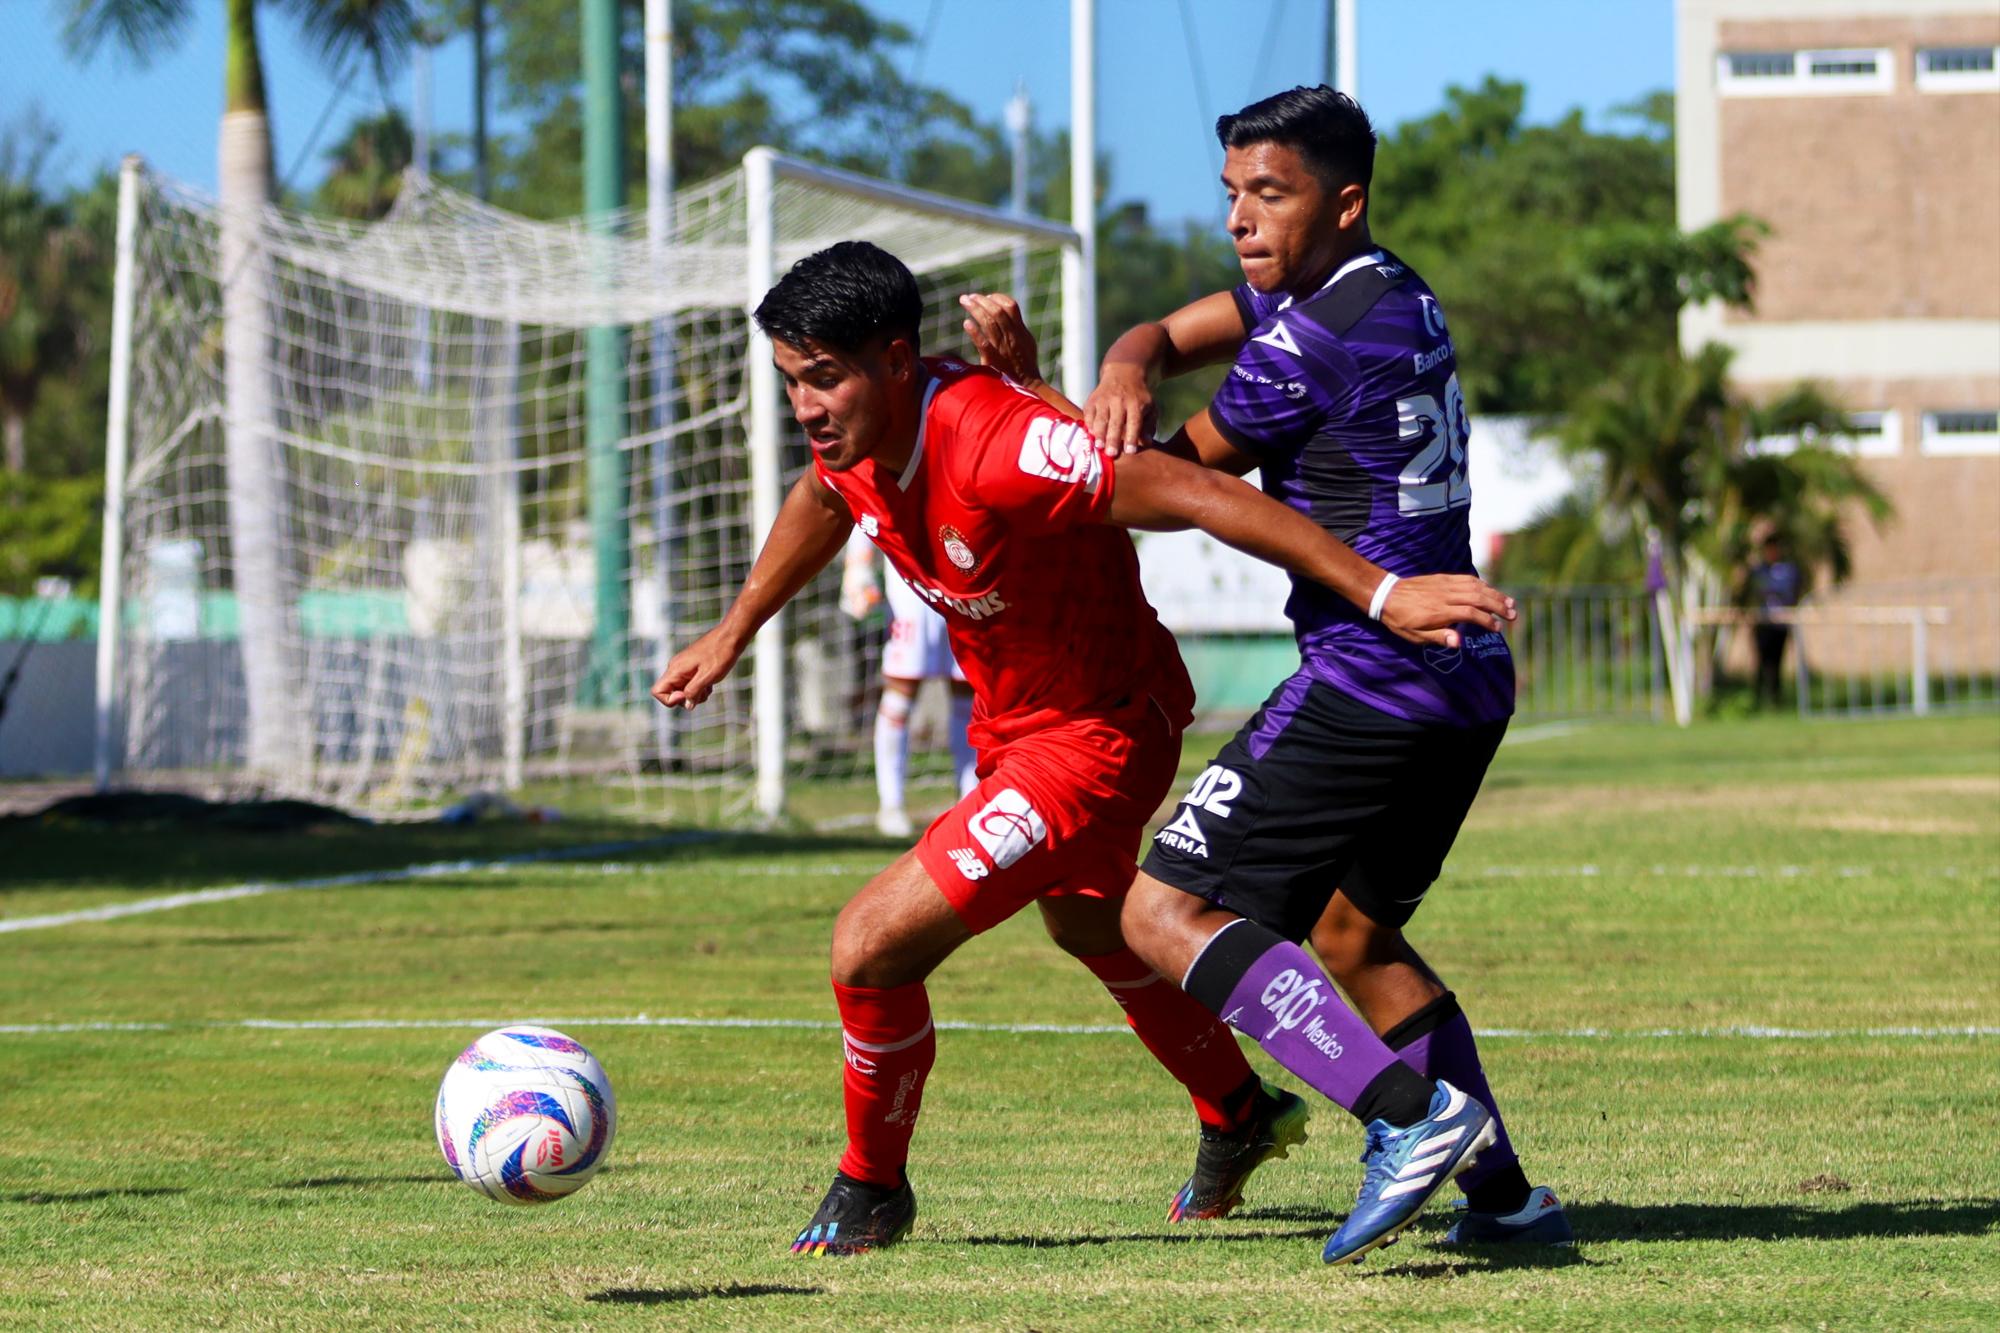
[959,293,1040,385]
[1378,574,1518,649]
[650,625,746,710]
[1083,365,1156,456]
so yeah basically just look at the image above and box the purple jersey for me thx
[1209,250,1514,726]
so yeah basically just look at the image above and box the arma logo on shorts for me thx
[938,523,979,573]
[945,847,989,881]
[1017,417,1102,491]
[967,788,1047,869]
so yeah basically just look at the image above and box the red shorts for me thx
[916,697,1184,934]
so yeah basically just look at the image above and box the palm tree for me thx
[316,110,414,221]
[1557,340,1890,720]
[62,0,415,780]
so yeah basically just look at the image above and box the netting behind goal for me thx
[104,153,1076,820]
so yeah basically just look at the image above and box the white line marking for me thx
[0,834,716,936]
[0,1017,1990,1040]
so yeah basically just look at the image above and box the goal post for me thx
[97,149,1083,821]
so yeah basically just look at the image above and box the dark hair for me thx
[1216,85,1376,193]
[753,240,923,355]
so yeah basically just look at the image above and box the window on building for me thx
[1718,47,1895,96]
[1917,46,2000,92]
[1752,411,1901,459]
[1920,410,2000,456]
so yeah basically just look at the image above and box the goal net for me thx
[99,150,1080,821]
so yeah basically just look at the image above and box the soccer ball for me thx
[434,1026,617,1203]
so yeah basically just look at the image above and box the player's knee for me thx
[1310,896,1392,984]
[1118,875,1197,968]
[829,901,908,988]
[1038,899,1124,959]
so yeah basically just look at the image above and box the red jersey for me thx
[815,358,1194,755]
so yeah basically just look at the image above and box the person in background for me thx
[841,530,978,837]
[1749,534,1801,708]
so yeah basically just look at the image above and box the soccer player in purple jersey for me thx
[1082,85,1568,1263]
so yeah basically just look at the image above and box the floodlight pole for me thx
[94,155,142,793]
[1006,81,1032,302]
[582,0,631,707]
[1062,0,1097,401]
[1327,0,1358,96]
[743,147,786,819]
[645,0,683,766]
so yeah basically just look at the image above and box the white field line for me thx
[0,833,716,936]
[0,1015,1991,1040]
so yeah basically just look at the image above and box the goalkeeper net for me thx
[99,150,1079,821]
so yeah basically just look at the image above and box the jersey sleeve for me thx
[957,382,1116,535]
[1209,314,1361,456]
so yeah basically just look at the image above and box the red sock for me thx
[832,979,936,1189]
[1077,948,1258,1130]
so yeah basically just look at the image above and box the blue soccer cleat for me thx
[1443,1185,1575,1246]
[1321,1080,1496,1266]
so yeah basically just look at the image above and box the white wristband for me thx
[1368,572,1400,621]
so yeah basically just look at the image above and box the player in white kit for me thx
[842,530,978,837]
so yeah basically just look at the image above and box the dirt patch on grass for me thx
[1803,813,1987,836]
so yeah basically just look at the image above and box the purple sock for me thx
[1185,921,1429,1122]
[1389,1002,1518,1189]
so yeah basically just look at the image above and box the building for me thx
[1677,0,2000,590]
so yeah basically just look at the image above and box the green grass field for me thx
[3,715,1997,1329]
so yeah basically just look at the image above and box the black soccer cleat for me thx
[1168,1080,1311,1221]
[791,1171,917,1256]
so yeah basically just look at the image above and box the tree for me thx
[0,117,96,476]
[315,110,415,221]
[1373,79,1763,416]
[62,0,418,778]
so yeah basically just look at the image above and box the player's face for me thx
[1221,141,1360,296]
[771,335,916,472]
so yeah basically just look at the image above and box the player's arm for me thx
[1103,449,1515,648]
[959,292,1254,476]
[1087,292,1248,454]
[651,470,853,709]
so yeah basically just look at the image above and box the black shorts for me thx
[1141,671,1507,936]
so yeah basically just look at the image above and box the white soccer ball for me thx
[434,1026,617,1203]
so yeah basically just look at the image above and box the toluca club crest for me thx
[938,524,979,573]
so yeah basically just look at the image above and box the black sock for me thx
[1466,1165,1533,1215]
[1349,1062,1437,1129]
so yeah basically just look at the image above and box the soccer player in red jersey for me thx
[650,241,1513,1255]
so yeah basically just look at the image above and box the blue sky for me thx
[4,0,1672,225]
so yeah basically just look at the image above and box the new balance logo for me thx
[1250,320,1301,356]
[945,847,989,881]
[1154,806,1208,858]
[857,513,879,537]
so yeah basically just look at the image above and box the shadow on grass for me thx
[587,1284,824,1306]
[1568,1198,2000,1242]
[4,1187,186,1204]
[961,1226,1330,1249]
[1246,1198,2000,1247]
[276,1174,446,1190]
[0,821,899,897]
